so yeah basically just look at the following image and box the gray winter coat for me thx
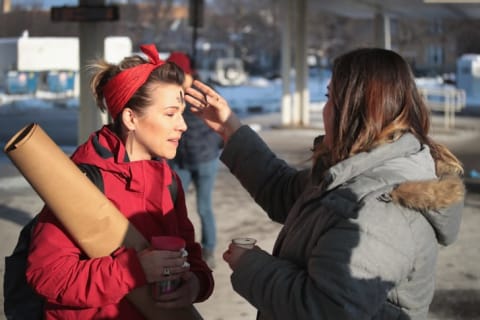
[221,126,465,320]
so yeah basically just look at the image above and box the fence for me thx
[418,87,466,130]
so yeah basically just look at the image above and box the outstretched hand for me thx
[185,80,242,142]
[223,243,259,271]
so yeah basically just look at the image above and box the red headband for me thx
[103,44,165,119]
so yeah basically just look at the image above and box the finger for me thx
[156,290,181,301]
[192,80,216,96]
[162,272,183,281]
[185,87,210,110]
[167,264,190,276]
[180,271,193,281]
[152,250,186,259]
[191,80,223,104]
[154,293,181,306]
[185,95,207,112]
[205,94,222,107]
[162,259,189,275]
[222,249,231,262]
[154,287,186,307]
[185,86,207,102]
[188,104,204,115]
[159,271,187,284]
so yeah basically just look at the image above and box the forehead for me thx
[148,82,184,105]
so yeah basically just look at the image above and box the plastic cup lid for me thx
[151,235,186,250]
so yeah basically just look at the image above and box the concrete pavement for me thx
[0,107,479,319]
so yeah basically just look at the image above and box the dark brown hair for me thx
[314,48,462,175]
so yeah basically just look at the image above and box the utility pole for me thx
[51,1,119,144]
[189,0,204,65]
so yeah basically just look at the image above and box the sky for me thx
[12,1,131,9]
[12,0,189,9]
[14,0,76,8]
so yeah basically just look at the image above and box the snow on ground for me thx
[2,73,475,116]
[214,72,330,115]
[0,91,78,113]
[0,73,331,115]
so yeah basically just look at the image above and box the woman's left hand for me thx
[154,271,200,308]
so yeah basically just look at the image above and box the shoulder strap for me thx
[77,163,104,193]
[168,171,178,205]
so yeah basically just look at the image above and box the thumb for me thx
[181,271,194,281]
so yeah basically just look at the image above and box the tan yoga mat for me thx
[4,123,202,320]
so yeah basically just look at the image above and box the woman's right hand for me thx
[137,248,189,283]
[185,80,242,142]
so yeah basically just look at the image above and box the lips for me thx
[168,137,181,147]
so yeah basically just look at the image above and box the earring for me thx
[128,130,135,157]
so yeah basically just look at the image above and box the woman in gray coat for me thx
[186,48,465,319]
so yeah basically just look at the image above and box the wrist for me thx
[222,115,242,143]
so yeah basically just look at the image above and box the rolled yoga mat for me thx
[4,123,202,320]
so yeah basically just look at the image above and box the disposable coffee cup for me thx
[150,236,186,299]
[151,235,185,251]
[232,237,257,249]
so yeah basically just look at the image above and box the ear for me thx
[121,107,137,131]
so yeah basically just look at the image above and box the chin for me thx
[163,151,177,160]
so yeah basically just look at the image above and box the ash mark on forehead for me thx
[178,90,185,105]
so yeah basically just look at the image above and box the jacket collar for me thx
[71,125,170,193]
[323,134,429,191]
[312,133,465,246]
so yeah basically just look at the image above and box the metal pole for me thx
[281,0,293,126]
[192,20,198,63]
[78,0,107,145]
[293,0,309,126]
[374,10,391,49]
[189,0,203,66]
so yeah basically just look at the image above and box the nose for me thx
[178,114,188,132]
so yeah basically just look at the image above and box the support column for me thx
[374,11,391,50]
[293,0,309,126]
[78,0,108,145]
[280,0,293,126]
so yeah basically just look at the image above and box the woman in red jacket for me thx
[26,44,214,319]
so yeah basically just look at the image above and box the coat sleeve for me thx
[26,206,148,308]
[173,173,214,302]
[230,201,416,320]
[220,125,310,224]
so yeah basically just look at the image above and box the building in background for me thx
[0,0,479,83]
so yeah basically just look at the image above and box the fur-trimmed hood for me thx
[390,158,465,246]
[391,157,464,211]
[319,133,465,247]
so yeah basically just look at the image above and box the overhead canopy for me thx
[310,0,480,19]
[75,0,480,138]
[280,0,480,128]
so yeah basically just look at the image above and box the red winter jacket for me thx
[26,125,214,319]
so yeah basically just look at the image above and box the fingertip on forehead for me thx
[177,90,185,105]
